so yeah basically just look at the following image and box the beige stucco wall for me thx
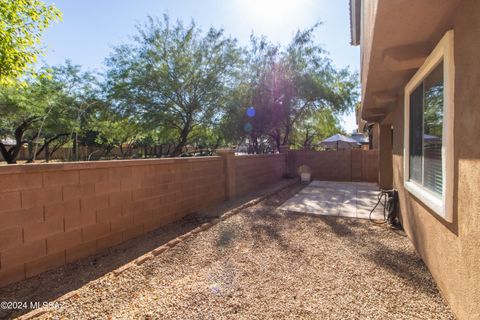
[378,124,392,189]
[370,123,380,149]
[359,0,378,102]
[391,1,480,318]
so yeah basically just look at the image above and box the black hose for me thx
[369,190,388,224]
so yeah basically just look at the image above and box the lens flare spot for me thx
[246,106,256,118]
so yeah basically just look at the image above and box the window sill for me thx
[404,180,445,219]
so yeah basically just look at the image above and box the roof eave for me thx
[350,0,361,46]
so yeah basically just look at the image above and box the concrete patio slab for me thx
[279,181,385,220]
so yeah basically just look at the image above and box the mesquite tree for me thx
[0,0,61,85]
[105,15,240,156]
[221,25,359,153]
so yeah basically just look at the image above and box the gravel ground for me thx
[3,183,454,319]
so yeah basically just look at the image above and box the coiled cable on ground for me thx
[369,189,398,226]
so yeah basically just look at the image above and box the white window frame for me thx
[403,30,455,222]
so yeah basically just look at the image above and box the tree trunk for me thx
[44,139,50,163]
[72,132,78,161]
[0,143,15,164]
[0,118,37,164]
[172,136,187,157]
[26,133,69,163]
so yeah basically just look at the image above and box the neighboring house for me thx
[350,0,480,319]
[349,132,369,149]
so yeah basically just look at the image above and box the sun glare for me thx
[239,0,310,29]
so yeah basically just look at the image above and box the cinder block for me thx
[141,175,159,188]
[143,197,163,212]
[21,187,62,209]
[120,177,142,191]
[0,264,25,287]
[82,222,110,242]
[94,180,120,194]
[65,240,96,263]
[96,206,122,223]
[150,205,171,220]
[110,215,134,233]
[0,173,42,193]
[96,232,123,252]
[43,171,79,187]
[0,227,23,252]
[0,191,21,213]
[44,200,80,220]
[131,165,150,178]
[109,190,132,207]
[79,168,108,184]
[63,183,95,201]
[109,167,131,181]
[132,188,152,201]
[23,217,64,243]
[144,213,176,233]
[150,183,169,195]
[122,224,143,241]
[133,210,153,225]
[167,182,182,194]
[80,194,109,213]
[64,210,96,231]
[47,229,82,254]
[25,251,65,278]
[1,240,46,269]
[122,201,144,216]
[0,207,43,231]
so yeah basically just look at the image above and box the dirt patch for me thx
[3,183,454,319]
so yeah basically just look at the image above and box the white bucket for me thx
[301,172,311,182]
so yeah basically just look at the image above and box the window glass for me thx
[423,63,444,195]
[409,84,423,184]
[408,61,444,196]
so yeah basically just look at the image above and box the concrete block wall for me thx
[0,149,378,287]
[291,149,379,183]
[234,154,287,197]
[0,157,225,287]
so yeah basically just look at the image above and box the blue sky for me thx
[41,0,359,132]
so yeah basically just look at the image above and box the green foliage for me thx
[0,61,100,163]
[0,0,62,85]
[105,15,240,156]
[221,25,359,153]
[291,109,344,150]
[0,14,360,163]
[89,111,141,158]
[0,71,60,162]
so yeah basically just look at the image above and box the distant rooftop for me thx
[350,133,369,144]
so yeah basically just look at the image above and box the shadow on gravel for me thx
[1,179,297,319]
[0,213,212,320]
[280,212,439,297]
[363,241,440,297]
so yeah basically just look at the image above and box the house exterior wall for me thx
[378,124,392,189]
[390,1,480,318]
[359,0,378,101]
[370,123,380,149]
